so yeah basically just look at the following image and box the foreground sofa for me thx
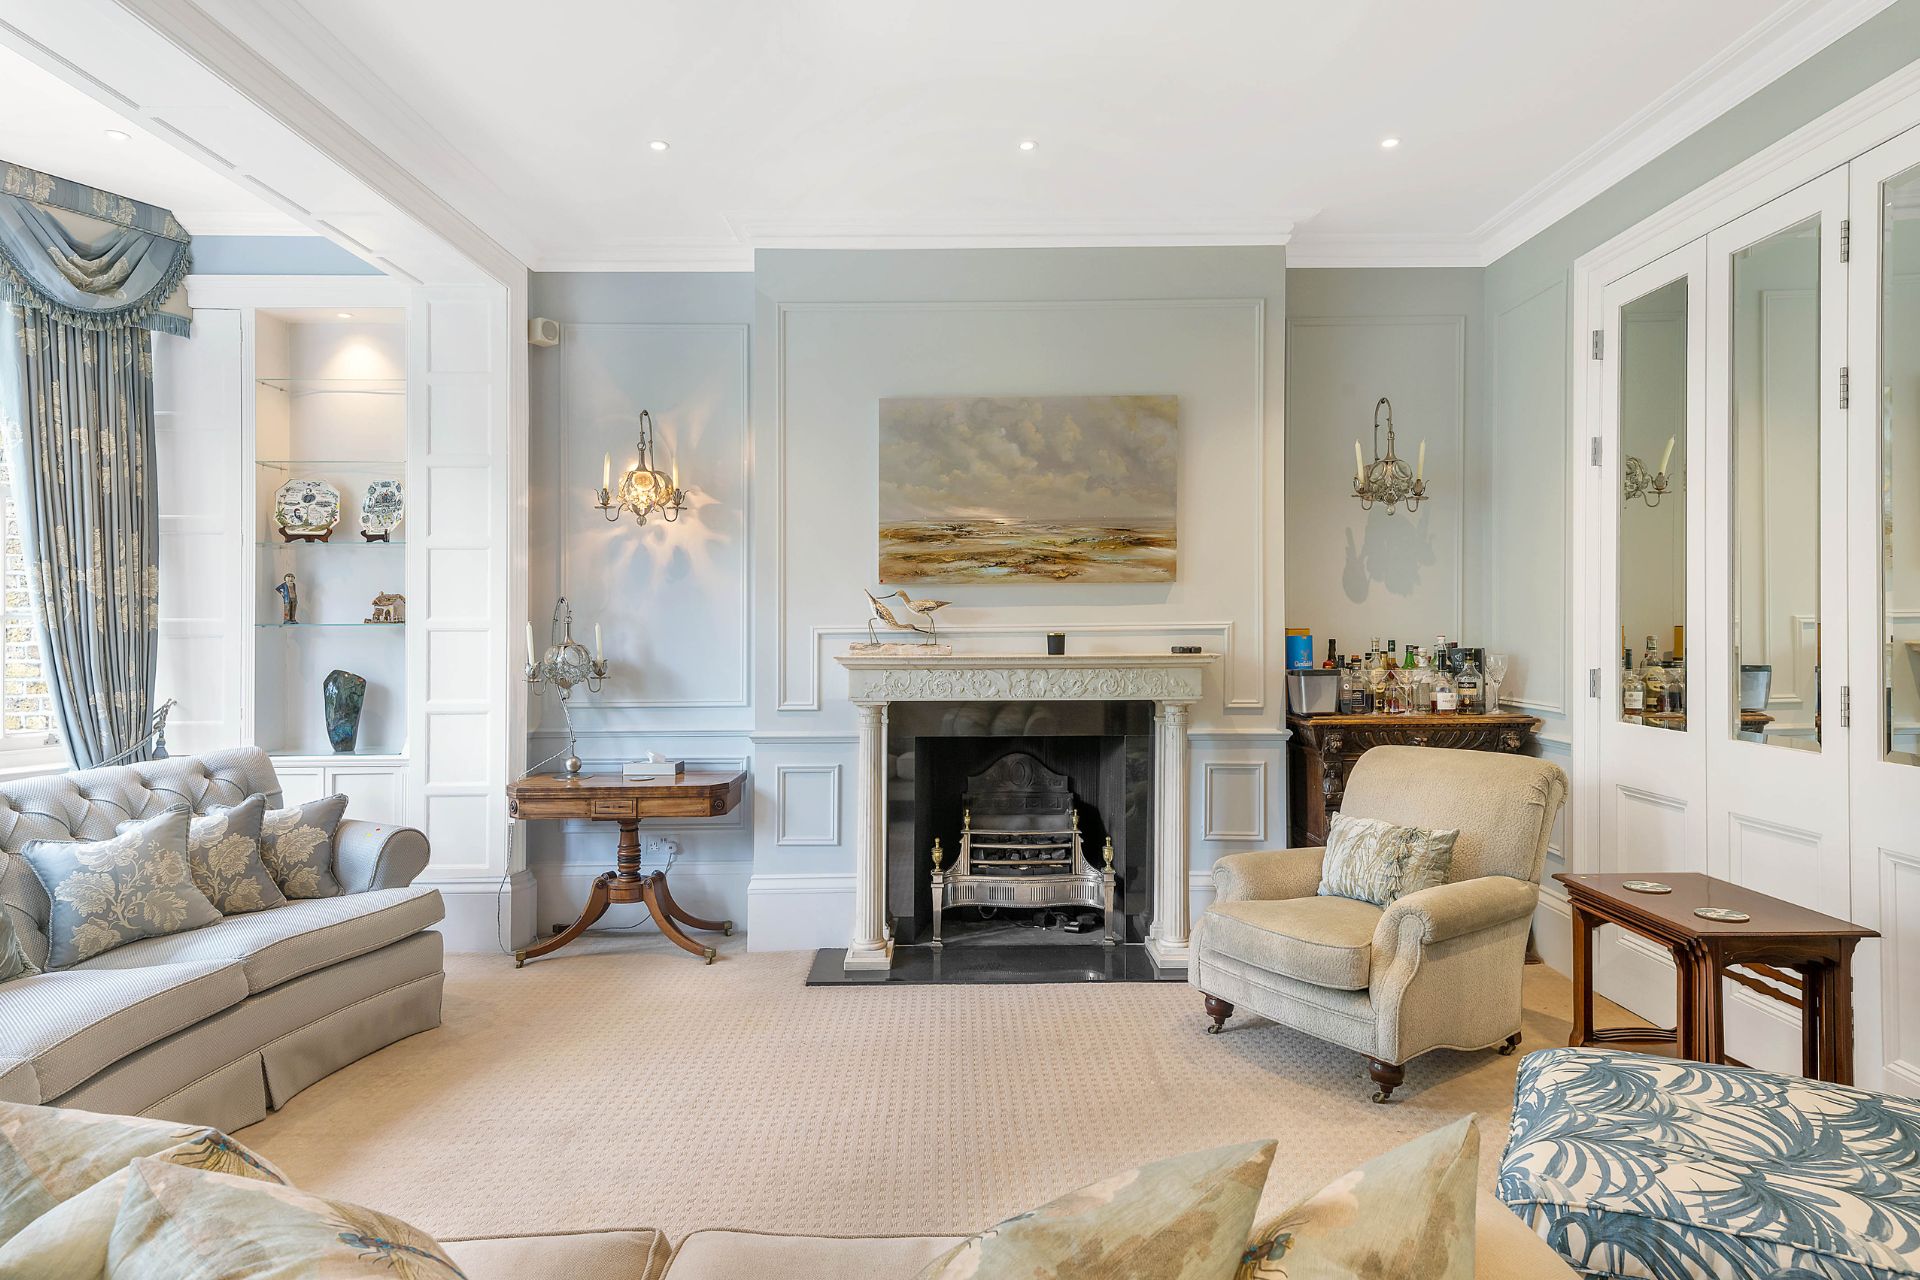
[0,746,444,1132]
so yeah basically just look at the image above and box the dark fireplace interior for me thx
[885,700,1155,946]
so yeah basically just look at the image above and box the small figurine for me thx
[863,588,928,643]
[276,573,298,625]
[365,592,405,625]
[889,590,951,645]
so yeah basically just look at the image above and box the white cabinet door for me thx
[1593,243,1710,1030]
[153,310,245,754]
[1847,125,1920,1096]
[1702,170,1853,1075]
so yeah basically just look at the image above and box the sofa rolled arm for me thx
[1373,875,1537,956]
[1210,847,1325,904]
[334,819,431,892]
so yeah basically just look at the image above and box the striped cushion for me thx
[1317,813,1458,907]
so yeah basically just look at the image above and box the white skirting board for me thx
[428,872,536,954]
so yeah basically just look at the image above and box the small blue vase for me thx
[323,670,367,754]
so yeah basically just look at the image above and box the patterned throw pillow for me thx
[0,907,31,983]
[185,797,284,916]
[915,1140,1276,1280]
[1237,1115,1478,1279]
[84,1157,464,1279]
[260,794,349,900]
[0,1101,284,1247]
[19,809,219,969]
[1316,812,1459,907]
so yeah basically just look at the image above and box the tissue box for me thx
[622,758,685,780]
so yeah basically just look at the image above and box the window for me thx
[0,448,60,761]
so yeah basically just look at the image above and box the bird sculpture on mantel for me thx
[890,590,951,645]
[864,588,929,645]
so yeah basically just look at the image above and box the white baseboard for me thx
[425,871,535,953]
[747,872,854,952]
[1532,889,1572,976]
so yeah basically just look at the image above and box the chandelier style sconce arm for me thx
[595,409,690,525]
[1623,435,1677,508]
[524,596,610,775]
[1352,396,1427,515]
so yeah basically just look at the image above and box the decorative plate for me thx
[274,478,340,542]
[1622,880,1672,894]
[1693,906,1752,923]
[360,479,404,541]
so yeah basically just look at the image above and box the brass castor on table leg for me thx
[1203,995,1234,1035]
[1368,1058,1405,1104]
[514,952,526,970]
[722,921,735,937]
[703,946,716,965]
[1498,1032,1522,1056]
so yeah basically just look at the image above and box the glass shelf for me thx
[256,377,404,396]
[255,622,405,631]
[256,458,404,470]
[256,539,404,549]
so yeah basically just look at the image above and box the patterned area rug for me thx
[238,934,1624,1244]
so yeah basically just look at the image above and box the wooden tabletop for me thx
[1286,711,1542,727]
[1555,872,1877,941]
[507,770,746,821]
[508,770,744,798]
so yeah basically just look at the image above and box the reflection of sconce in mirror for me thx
[1624,436,1676,507]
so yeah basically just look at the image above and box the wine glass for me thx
[1485,653,1510,710]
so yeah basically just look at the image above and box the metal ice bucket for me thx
[1286,668,1341,716]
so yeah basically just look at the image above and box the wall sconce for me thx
[596,409,689,524]
[1624,436,1676,507]
[1353,396,1426,514]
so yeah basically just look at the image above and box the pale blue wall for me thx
[190,235,382,275]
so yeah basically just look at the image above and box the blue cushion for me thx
[1500,1047,1920,1279]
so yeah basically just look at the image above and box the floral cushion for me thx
[18,809,219,968]
[260,794,349,900]
[0,1101,283,1247]
[186,797,284,915]
[1500,1046,1920,1279]
[1317,812,1458,906]
[1237,1114,1478,1278]
[914,1140,1276,1279]
[85,1157,463,1279]
[0,907,30,983]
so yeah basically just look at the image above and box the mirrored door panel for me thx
[1618,279,1690,729]
[1880,161,1920,765]
[1728,215,1824,752]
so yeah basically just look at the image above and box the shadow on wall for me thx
[1341,506,1438,604]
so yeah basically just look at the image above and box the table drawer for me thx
[589,798,638,819]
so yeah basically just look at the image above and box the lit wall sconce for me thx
[595,409,689,524]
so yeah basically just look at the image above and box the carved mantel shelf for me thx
[832,651,1219,974]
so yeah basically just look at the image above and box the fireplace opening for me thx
[885,700,1154,947]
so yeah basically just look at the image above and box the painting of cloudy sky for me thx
[877,395,1178,584]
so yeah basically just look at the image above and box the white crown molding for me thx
[1470,0,1896,266]
[1283,232,1485,269]
[173,210,317,236]
[730,212,1299,250]
[535,244,757,273]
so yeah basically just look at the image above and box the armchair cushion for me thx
[1199,896,1383,990]
[1209,847,1324,904]
[1318,813,1458,906]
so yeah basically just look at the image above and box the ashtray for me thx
[1622,880,1672,894]
[1693,906,1751,923]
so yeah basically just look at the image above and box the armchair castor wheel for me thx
[1368,1059,1405,1103]
[1203,995,1234,1035]
[1498,1032,1521,1056]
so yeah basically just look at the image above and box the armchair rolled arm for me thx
[1210,847,1325,904]
[334,818,431,892]
[1373,875,1538,955]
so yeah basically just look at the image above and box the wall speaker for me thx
[528,317,561,347]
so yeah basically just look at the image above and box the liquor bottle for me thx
[1621,652,1645,725]
[1322,638,1339,669]
[1385,639,1399,670]
[1367,654,1388,712]
[1456,653,1484,714]
[1336,660,1355,713]
[1431,662,1458,713]
[1641,636,1667,717]
[1350,656,1373,713]
[1408,649,1434,715]
[1434,635,1449,675]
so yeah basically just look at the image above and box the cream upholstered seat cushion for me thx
[1199,896,1382,990]
[444,1228,672,1280]
[0,961,248,1101]
[67,887,444,994]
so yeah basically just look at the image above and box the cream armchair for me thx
[1190,746,1567,1102]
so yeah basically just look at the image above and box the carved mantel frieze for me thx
[836,653,1212,705]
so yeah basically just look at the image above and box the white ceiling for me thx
[0,42,305,235]
[204,0,1890,270]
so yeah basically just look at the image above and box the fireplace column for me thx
[846,700,892,971]
[1146,698,1195,970]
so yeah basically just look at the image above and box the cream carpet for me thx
[238,935,1628,1244]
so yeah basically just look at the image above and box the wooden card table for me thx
[1555,872,1877,1084]
[507,771,746,967]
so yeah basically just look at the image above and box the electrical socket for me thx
[642,836,681,861]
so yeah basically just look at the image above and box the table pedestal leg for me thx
[517,819,729,966]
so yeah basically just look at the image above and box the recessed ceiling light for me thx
[648,140,670,152]
[103,129,130,143]
[1380,137,1401,150]
[336,312,354,321]
[1018,139,1037,152]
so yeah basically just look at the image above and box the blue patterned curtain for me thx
[0,162,190,767]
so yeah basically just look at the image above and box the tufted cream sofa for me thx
[0,747,444,1132]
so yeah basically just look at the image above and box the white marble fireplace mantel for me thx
[832,651,1218,973]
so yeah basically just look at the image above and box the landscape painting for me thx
[877,395,1178,584]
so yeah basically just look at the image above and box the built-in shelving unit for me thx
[251,309,410,760]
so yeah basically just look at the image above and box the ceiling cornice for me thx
[1282,233,1485,270]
